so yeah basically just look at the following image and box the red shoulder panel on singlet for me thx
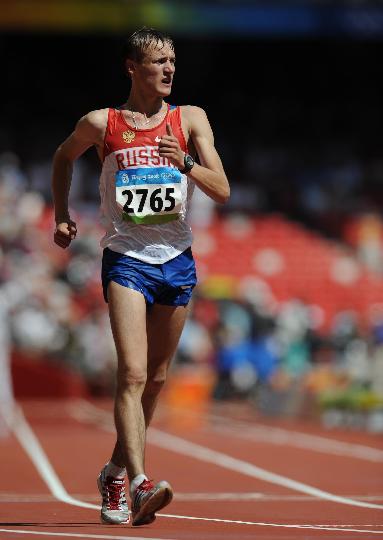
[103,104,188,161]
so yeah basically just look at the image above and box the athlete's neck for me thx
[124,96,165,117]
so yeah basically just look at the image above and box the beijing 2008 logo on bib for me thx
[122,130,135,143]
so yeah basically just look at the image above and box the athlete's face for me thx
[133,42,175,97]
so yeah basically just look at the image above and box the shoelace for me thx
[139,479,154,492]
[104,477,126,510]
[132,479,155,511]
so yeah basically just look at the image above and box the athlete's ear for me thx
[125,59,135,78]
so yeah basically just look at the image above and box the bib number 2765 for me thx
[122,187,176,214]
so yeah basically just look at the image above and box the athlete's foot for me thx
[97,466,130,524]
[131,479,173,526]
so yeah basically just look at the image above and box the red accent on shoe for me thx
[104,477,126,510]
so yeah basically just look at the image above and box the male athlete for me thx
[52,27,230,527]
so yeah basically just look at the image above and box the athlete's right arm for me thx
[52,109,107,248]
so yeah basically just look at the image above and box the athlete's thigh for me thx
[146,303,189,374]
[107,281,148,371]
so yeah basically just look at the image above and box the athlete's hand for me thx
[54,219,77,249]
[158,123,184,169]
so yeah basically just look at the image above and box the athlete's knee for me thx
[116,366,147,393]
[145,371,167,396]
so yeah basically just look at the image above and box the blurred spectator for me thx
[1,33,383,430]
[0,153,382,429]
[355,213,383,273]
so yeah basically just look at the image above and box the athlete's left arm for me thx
[186,106,230,204]
[159,106,230,204]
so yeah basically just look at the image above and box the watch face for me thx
[185,154,194,169]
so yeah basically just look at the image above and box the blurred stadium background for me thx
[1,0,383,435]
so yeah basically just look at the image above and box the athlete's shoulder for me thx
[179,105,207,118]
[77,108,109,130]
[73,109,109,144]
[180,106,211,137]
[179,105,209,130]
[180,105,207,125]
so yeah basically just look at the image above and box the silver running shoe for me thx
[97,466,130,524]
[131,479,173,526]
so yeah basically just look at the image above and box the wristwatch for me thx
[180,153,195,174]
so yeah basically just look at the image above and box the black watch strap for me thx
[180,153,194,174]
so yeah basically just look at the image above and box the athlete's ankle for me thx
[129,473,148,498]
[104,460,126,479]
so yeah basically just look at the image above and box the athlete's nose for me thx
[164,60,175,73]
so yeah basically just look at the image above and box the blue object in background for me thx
[216,338,278,384]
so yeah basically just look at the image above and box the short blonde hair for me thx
[123,27,174,64]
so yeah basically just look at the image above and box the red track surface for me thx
[1,398,383,540]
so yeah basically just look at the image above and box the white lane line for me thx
[148,428,383,510]
[0,530,172,540]
[9,402,383,536]
[2,492,383,503]
[76,399,383,463]
[315,525,383,528]
[210,420,383,463]
[133,515,383,535]
[173,492,383,502]
[6,406,99,511]
[72,402,383,511]
[1,524,383,538]
[158,403,383,463]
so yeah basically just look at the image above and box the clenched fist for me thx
[54,219,77,249]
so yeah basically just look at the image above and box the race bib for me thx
[115,167,183,225]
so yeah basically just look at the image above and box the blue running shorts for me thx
[101,247,197,306]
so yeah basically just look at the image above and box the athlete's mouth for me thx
[162,77,172,84]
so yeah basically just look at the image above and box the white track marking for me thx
[210,420,383,463]
[76,399,383,462]
[157,515,383,534]
[1,492,383,503]
[173,492,383,502]
[71,401,383,511]
[8,402,383,536]
[6,406,99,511]
[314,525,383,528]
[1,525,383,537]
[148,428,383,510]
[0,530,172,540]
[158,404,383,463]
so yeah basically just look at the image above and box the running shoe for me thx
[97,466,130,524]
[131,479,173,526]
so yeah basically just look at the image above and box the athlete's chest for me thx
[113,145,171,170]
[103,107,189,160]
[103,142,185,226]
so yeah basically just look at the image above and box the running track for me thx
[1,398,383,540]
